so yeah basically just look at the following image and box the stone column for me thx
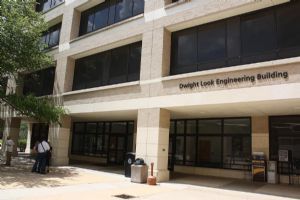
[252,116,269,160]
[25,123,32,154]
[136,108,170,182]
[1,118,21,156]
[48,115,71,165]
[54,57,75,94]
[140,27,171,81]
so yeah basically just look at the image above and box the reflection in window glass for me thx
[171,28,197,74]
[241,11,276,55]
[73,42,141,91]
[186,136,196,165]
[170,118,251,170]
[198,136,222,167]
[111,122,127,133]
[224,118,250,134]
[176,121,185,134]
[133,0,144,16]
[41,23,61,48]
[72,121,134,158]
[186,120,196,134]
[86,123,97,133]
[223,136,251,169]
[171,1,300,75]
[198,120,222,134]
[110,46,128,84]
[23,67,55,97]
[198,22,226,63]
[93,4,109,30]
[79,0,144,36]
[175,136,184,164]
[270,116,300,175]
[115,0,133,22]
[276,3,300,50]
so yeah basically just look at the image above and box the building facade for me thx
[1,0,300,183]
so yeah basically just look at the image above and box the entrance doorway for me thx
[107,135,126,165]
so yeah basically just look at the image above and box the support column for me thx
[54,57,75,94]
[252,116,269,160]
[48,115,71,165]
[25,123,32,154]
[136,108,170,182]
[1,118,21,156]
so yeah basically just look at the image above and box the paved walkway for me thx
[1,154,300,200]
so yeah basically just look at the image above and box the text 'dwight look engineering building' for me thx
[2,0,300,183]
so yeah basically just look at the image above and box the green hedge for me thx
[18,139,27,152]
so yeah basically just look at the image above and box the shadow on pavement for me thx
[0,154,80,189]
[169,172,300,199]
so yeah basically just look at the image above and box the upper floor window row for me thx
[41,23,61,49]
[36,0,64,12]
[171,1,300,75]
[73,42,142,91]
[79,0,144,36]
[23,67,55,97]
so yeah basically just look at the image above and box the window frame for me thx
[169,117,252,170]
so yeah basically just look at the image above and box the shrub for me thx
[18,139,27,152]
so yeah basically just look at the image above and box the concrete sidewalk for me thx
[1,155,300,200]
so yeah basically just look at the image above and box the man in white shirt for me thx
[32,137,50,174]
[5,136,15,166]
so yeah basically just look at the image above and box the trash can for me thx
[124,152,135,177]
[131,158,148,183]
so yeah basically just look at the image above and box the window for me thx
[276,2,300,58]
[197,22,226,71]
[170,1,300,75]
[79,0,144,36]
[71,121,134,158]
[171,28,197,74]
[23,67,55,97]
[241,10,277,64]
[169,118,251,170]
[36,0,64,12]
[270,116,300,175]
[72,42,141,91]
[41,23,61,48]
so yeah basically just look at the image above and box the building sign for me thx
[278,150,289,162]
[179,71,289,89]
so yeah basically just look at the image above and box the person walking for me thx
[5,136,15,166]
[31,137,50,174]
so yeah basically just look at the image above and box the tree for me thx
[0,0,65,124]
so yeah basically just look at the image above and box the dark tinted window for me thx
[109,46,128,84]
[71,121,134,158]
[171,28,197,74]
[170,1,300,75]
[115,0,133,22]
[133,0,144,16]
[36,0,64,12]
[128,43,141,81]
[241,10,276,63]
[23,67,55,97]
[94,3,109,30]
[73,42,141,91]
[79,0,144,36]
[197,21,226,70]
[169,118,251,170]
[276,2,300,58]
[270,116,300,175]
[41,23,61,48]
